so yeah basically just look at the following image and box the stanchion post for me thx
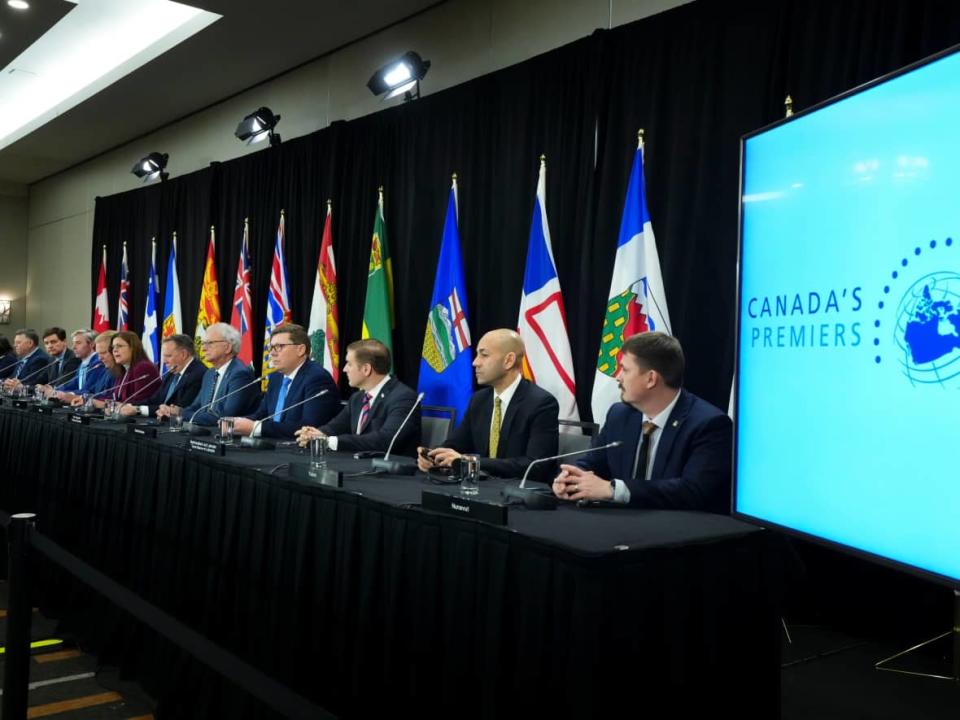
[3,512,36,720]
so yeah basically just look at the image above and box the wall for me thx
[25,0,688,331]
[0,184,28,333]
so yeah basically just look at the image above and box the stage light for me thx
[7,1,30,10]
[367,51,430,101]
[235,107,281,146]
[131,152,168,182]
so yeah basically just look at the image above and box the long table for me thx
[0,403,785,718]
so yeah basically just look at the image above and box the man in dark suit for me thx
[232,323,339,439]
[40,327,80,386]
[163,323,260,426]
[119,334,204,417]
[295,338,420,456]
[553,332,732,514]
[417,329,559,481]
[2,328,50,393]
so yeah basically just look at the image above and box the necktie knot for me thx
[642,420,657,436]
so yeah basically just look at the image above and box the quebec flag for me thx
[418,177,473,424]
[141,239,160,363]
[592,134,671,423]
[518,156,579,423]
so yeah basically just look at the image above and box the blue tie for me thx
[273,375,292,422]
[164,373,180,402]
[14,358,25,378]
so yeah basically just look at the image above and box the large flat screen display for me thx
[735,45,960,586]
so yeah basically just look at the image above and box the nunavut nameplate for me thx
[421,490,509,526]
[188,438,225,456]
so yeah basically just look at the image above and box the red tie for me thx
[358,393,372,432]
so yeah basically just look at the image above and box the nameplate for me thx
[68,413,93,425]
[288,462,343,487]
[421,490,509,526]
[12,400,30,409]
[129,425,157,438]
[34,405,58,415]
[188,439,226,456]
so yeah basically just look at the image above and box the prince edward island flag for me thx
[418,176,472,423]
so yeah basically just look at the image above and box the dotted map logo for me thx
[873,237,960,387]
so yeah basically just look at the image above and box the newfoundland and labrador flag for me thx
[418,177,472,424]
[591,135,671,423]
[518,156,579,423]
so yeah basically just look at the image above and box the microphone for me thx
[500,441,623,510]
[371,392,424,475]
[240,388,330,450]
[37,368,81,404]
[110,373,163,421]
[184,373,265,435]
[6,356,60,386]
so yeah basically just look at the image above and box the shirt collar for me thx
[494,372,522,407]
[284,359,307,382]
[364,375,391,404]
[645,388,682,429]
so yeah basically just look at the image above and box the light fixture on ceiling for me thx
[0,299,11,325]
[131,152,168,182]
[7,0,30,10]
[367,51,430,102]
[235,107,281,147]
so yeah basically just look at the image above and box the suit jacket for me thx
[444,378,559,481]
[578,390,732,513]
[11,349,51,385]
[139,358,205,416]
[0,352,17,380]
[249,360,340,439]
[320,376,420,456]
[181,358,261,426]
[57,355,105,394]
[116,359,162,403]
[42,348,79,386]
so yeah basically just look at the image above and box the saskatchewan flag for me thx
[362,187,395,358]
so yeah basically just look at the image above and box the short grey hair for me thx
[72,329,97,344]
[205,322,241,355]
[162,333,196,356]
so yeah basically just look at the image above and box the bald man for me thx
[418,329,559,481]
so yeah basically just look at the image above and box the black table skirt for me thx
[0,404,785,719]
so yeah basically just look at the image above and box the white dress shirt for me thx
[327,374,391,451]
[610,389,682,504]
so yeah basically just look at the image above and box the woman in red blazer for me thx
[110,331,160,403]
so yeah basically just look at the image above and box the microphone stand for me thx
[500,441,623,510]
[239,389,330,450]
[371,392,424,475]
[183,373,265,436]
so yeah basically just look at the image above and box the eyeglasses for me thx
[201,339,227,347]
[112,342,129,349]
[268,342,296,353]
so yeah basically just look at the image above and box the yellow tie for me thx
[489,397,502,458]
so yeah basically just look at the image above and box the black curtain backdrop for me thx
[91,0,960,420]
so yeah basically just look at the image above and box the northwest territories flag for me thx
[518,156,579,423]
[418,177,473,424]
[592,134,671,422]
[141,239,160,363]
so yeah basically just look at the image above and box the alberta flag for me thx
[591,135,671,422]
[141,239,160,363]
[93,245,110,332]
[116,243,130,331]
[262,210,292,388]
[518,156,579,423]
[418,177,472,423]
[230,219,255,367]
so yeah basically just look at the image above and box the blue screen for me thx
[736,47,960,585]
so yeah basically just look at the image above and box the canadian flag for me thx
[93,245,110,333]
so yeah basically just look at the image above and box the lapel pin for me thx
[672,420,679,427]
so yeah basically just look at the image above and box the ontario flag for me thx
[418,176,473,423]
[518,156,579,423]
[308,200,340,383]
[592,132,671,423]
[194,226,221,367]
[261,210,292,388]
[116,242,130,331]
[93,245,110,332]
[230,218,255,367]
